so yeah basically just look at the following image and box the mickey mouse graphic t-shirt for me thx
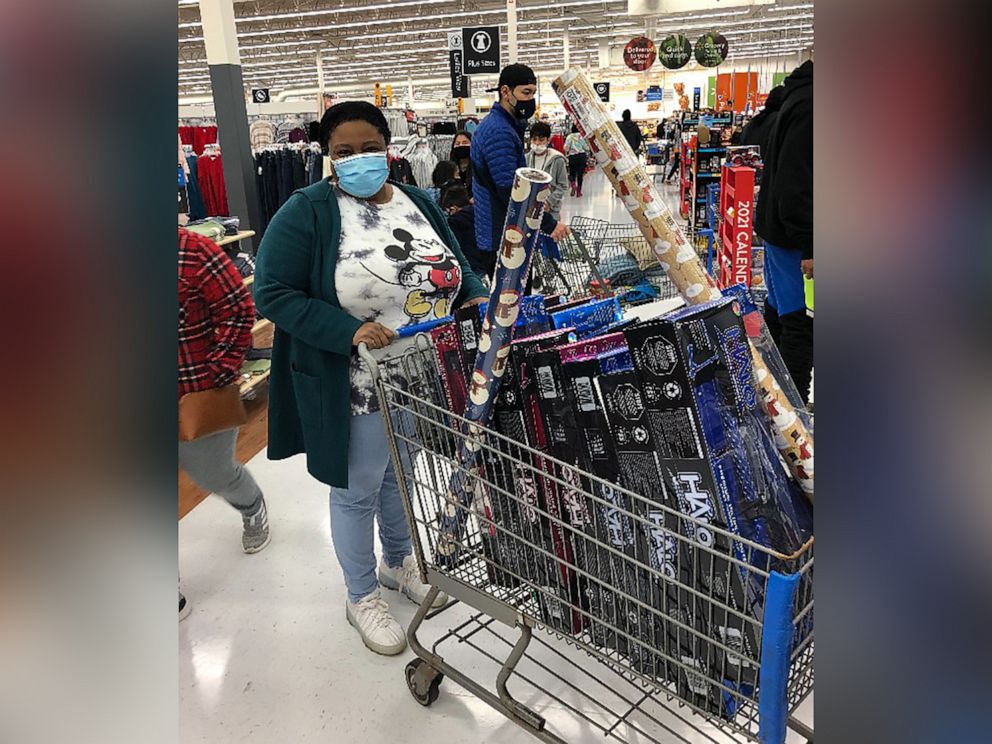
[334,185,463,414]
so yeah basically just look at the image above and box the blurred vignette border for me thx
[0,2,178,744]
[817,0,990,742]
[0,1,987,743]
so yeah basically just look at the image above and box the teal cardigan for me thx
[253,180,489,488]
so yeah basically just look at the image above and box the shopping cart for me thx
[593,222,681,306]
[359,338,815,744]
[530,228,610,300]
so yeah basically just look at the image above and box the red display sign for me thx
[623,36,657,71]
[730,197,753,286]
[718,165,755,289]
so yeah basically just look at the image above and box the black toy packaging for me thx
[511,329,583,634]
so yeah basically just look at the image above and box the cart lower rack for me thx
[360,339,814,743]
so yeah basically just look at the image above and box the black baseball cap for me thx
[485,63,537,93]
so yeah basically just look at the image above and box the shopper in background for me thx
[526,120,569,265]
[564,124,590,197]
[618,109,643,155]
[526,121,568,218]
[441,183,487,282]
[449,130,473,192]
[740,84,786,157]
[178,227,270,619]
[254,101,488,656]
[429,160,459,203]
[471,63,569,280]
[754,61,814,404]
[664,117,682,184]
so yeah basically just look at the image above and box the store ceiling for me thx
[178,0,813,100]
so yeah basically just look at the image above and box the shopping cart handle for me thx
[356,342,381,382]
[396,316,453,338]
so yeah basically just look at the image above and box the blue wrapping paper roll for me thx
[436,167,553,566]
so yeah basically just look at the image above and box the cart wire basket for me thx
[359,338,814,744]
[565,217,682,307]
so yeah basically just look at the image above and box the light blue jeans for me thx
[329,412,413,603]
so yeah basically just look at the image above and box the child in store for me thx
[429,160,459,204]
[441,183,488,282]
[526,121,568,262]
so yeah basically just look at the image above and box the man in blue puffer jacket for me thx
[471,63,570,279]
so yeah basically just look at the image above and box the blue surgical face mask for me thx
[333,152,389,198]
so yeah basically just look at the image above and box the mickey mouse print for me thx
[334,186,463,414]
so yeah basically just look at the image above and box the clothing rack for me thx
[254,143,325,234]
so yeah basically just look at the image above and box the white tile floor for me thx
[179,170,813,743]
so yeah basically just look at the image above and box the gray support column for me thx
[506,0,518,64]
[199,0,262,250]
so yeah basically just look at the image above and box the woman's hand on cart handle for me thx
[550,221,570,242]
[353,321,396,350]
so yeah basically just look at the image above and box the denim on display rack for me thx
[254,146,324,234]
[184,154,207,221]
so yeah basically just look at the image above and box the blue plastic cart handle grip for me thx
[396,316,453,338]
[758,570,800,744]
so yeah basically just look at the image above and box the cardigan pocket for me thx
[291,364,323,434]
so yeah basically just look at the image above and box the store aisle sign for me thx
[462,26,500,73]
[659,34,692,70]
[593,82,610,102]
[645,85,663,102]
[623,36,656,72]
[449,51,469,97]
[251,88,270,103]
[695,33,729,67]
[693,87,701,110]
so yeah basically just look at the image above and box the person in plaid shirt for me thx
[178,228,270,620]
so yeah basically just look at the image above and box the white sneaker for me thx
[346,590,407,656]
[379,555,448,608]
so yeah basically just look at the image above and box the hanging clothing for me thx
[250,120,276,150]
[407,141,438,189]
[388,157,416,186]
[197,153,229,216]
[179,134,190,177]
[382,109,410,141]
[179,125,218,156]
[307,149,324,185]
[185,154,207,221]
[308,121,321,143]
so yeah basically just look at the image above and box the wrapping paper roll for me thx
[436,167,553,565]
[553,68,814,499]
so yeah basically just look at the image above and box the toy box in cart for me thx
[621,297,812,705]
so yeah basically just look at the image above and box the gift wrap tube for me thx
[553,68,814,498]
[435,167,554,565]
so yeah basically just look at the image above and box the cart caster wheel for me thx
[405,658,443,707]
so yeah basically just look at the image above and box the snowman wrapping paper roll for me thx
[553,68,815,499]
[435,167,553,565]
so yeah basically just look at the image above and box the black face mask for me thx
[509,93,537,121]
[452,145,471,161]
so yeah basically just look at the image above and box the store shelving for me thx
[215,229,255,247]
[689,141,726,233]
